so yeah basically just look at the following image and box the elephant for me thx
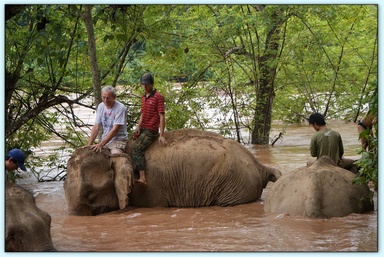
[64,129,282,216]
[264,156,374,218]
[5,182,56,252]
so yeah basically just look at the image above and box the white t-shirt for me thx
[95,100,127,146]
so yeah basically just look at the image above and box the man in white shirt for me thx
[86,85,131,209]
[87,86,127,155]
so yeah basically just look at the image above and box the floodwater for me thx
[19,120,378,252]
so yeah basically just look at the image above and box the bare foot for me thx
[134,179,148,187]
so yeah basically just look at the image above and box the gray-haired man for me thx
[86,85,131,209]
[87,86,128,154]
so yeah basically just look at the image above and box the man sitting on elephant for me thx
[85,85,132,209]
[308,112,356,172]
[132,72,167,186]
[87,85,128,155]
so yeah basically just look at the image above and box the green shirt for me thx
[310,128,344,165]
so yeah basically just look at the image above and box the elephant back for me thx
[128,129,278,207]
[264,156,373,218]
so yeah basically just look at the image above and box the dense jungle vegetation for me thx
[4,4,377,188]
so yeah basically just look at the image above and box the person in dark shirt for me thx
[307,113,357,173]
[308,113,344,165]
[5,148,27,172]
[5,148,27,182]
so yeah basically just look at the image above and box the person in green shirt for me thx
[308,113,344,166]
[307,113,357,173]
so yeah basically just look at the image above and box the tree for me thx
[142,5,292,144]
[5,5,92,146]
[5,5,148,180]
[5,4,149,151]
[250,5,291,144]
[82,5,102,106]
[274,5,377,123]
[134,5,377,145]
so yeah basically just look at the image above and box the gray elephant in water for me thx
[5,182,56,252]
[64,129,282,216]
[264,156,374,218]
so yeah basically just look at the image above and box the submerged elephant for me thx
[5,182,56,252]
[264,156,374,218]
[64,129,282,216]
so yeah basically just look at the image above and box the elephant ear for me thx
[111,155,133,209]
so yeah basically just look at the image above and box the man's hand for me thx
[158,135,167,146]
[90,143,103,152]
[134,127,141,137]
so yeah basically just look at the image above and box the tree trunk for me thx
[251,6,288,145]
[252,75,274,145]
[83,5,102,106]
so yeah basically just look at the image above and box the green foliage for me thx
[353,80,378,190]
[275,5,377,121]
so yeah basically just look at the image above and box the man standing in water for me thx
[5,148,27,172]
[6,148,28,182]
[87,85,131,209]
[132,72,166,186]
[5,148,27,182]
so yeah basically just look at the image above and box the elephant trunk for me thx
[263,166,282,188]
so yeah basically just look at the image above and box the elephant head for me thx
[64,147,132,216]
[5,183,56,252]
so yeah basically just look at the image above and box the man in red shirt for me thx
[132,72,167,186]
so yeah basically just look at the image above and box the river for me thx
[18,120,378,252]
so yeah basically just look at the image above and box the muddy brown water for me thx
[20,120,378,252]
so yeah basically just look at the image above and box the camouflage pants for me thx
[132,129,158,174]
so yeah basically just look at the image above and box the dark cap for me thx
[140,72,154,85]
[8,149,27,171]
[308,113,326,126]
